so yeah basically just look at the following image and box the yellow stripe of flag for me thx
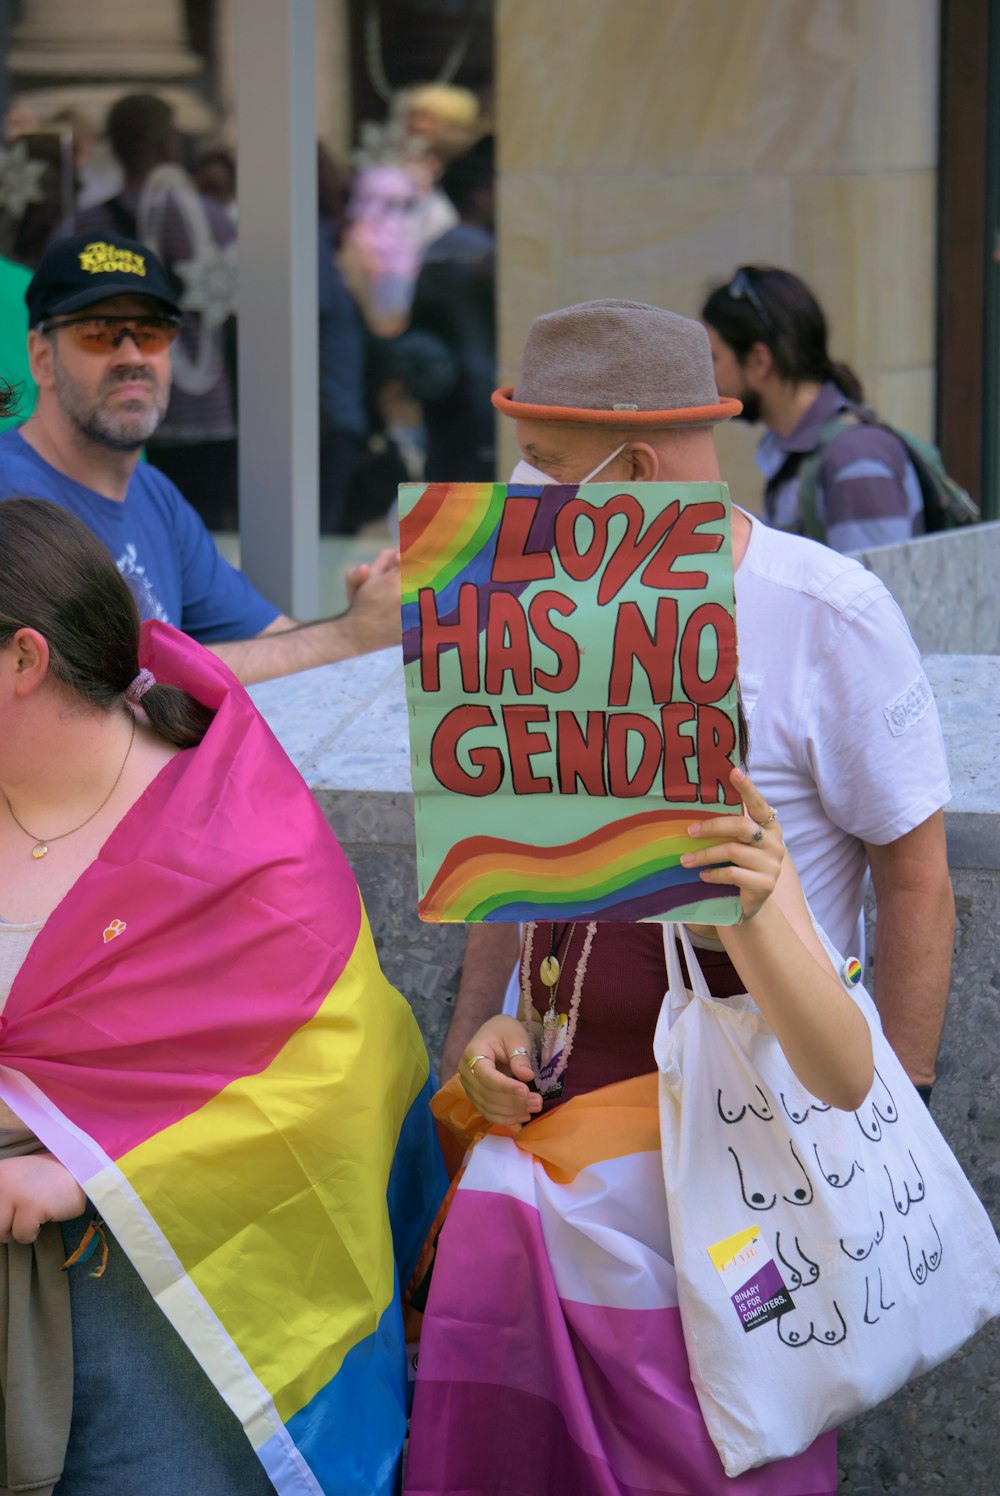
[118,908,427,1424]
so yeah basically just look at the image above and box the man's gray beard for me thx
[54,361,167,453]
[74,410,159,453]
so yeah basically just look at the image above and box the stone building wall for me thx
[494,0,940,501]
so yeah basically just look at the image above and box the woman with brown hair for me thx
[0,498,442,1496]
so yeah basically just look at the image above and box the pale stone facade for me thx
[7,0,353,160]
[494,0,940,504]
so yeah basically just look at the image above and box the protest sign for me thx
[400,480,742,924]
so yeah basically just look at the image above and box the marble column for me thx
[214,0,352,160]
[8,0,214,134]
[9,0,202,78]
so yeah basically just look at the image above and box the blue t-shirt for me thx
[0,428,279,642]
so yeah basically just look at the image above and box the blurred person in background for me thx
[49,107,119,213]
[335,170,424,531]
[191,147,237,225]
[61,94,239,532]
[701,267,924,554]
[340,160,424,340]
[392,135,495,481]
[342,82,483,339]
[339,83,485,522]
[397,81,481,252]
[316,145,369,534]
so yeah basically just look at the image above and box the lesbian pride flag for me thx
[405,1075,835,1496]
[0,624,446,1496]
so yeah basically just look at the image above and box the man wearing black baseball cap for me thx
[26,233,184,325]
[0,232,400,684]
[23,233,183,457]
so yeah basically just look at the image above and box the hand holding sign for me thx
[681,767,785,923]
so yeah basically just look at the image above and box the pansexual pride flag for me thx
[0,624,446,1496]
[399,479,743,926]
[405,1075,836,1496]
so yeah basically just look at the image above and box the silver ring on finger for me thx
[510,1046,530,1057]
[467,1053,491,1075]
[757,805,778,827]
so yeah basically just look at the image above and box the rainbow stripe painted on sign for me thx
[400,479,505,598]
[401,481,509,644]
[420,808,735,923]
[0,625,445,1496]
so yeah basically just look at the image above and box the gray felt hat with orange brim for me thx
[492,298,742,426]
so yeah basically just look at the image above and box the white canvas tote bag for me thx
[653,922,1000,1478]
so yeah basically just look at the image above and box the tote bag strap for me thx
[662,921,713,1009]
[655,922,713,1078]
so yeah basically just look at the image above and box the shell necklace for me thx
[520,919,597,1096]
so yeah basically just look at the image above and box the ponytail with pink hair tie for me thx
[124,668,156,706]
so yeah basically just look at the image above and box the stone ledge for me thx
[853,522,1000,657]
[923,655,1000,869]
[251,648,1000,871]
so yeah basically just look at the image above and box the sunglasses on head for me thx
[40,314,181,354]
[725,268,776,338]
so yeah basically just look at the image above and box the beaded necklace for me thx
[520,919,597,1096]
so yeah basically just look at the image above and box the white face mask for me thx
[509,442,627,487]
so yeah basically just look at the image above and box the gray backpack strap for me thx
[794,411,863,542]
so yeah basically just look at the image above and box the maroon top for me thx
[521,922,744,1108]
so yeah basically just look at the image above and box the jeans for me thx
[55,1216,275,1496]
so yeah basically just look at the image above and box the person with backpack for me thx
[701,266,976,553]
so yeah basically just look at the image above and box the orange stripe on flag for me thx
[432,1071,660,1184]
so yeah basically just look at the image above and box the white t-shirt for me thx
[733,510,950,955]
[500,504,951,1016]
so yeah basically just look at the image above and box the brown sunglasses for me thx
[40,314,181,354]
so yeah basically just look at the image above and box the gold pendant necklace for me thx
[3,715,136,859]
[541,923,575,1046]
[539,954,561,986]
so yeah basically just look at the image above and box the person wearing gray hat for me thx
[493,297,741,427]
[442,298,953,1117]
[408,297,883,1496]
[409,297,952,1496]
